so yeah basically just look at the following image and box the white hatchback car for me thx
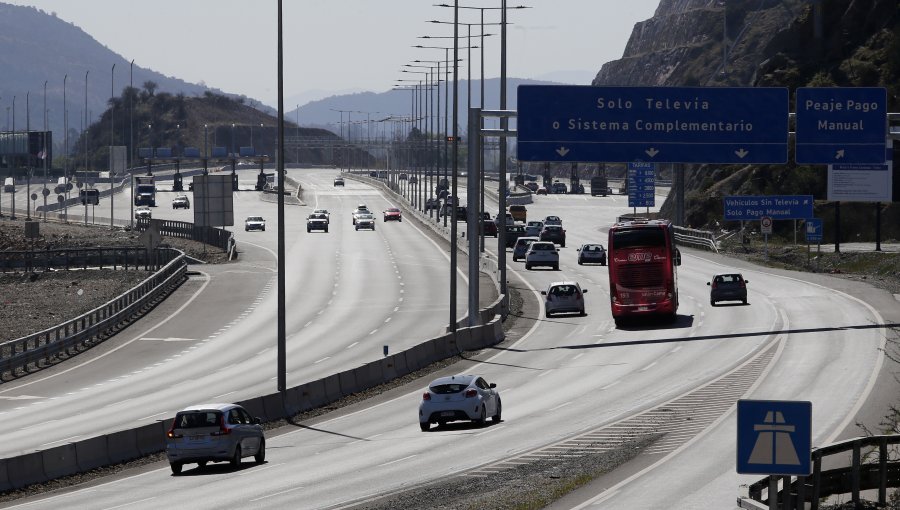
[525,241,559,270]
[165,403,265,474]
[541,281,587,318]
[512,236,540,262]
[419,374,501,431]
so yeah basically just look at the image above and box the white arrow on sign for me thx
[645,148,659,158]
[835,149,845,159]
[735,148,749,159]
[556,146,570,157]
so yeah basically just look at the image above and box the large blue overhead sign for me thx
[517,86,789,164]
[723,195,814,220]
[795,87,887,164]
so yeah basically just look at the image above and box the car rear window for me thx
[174,411,222,429]
[430,384,467,394]
[716,274,743,284]
[532,243,554,251]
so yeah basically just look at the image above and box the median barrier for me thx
[262,392,286,422]
[338,369,358,396]
[302,379,328,409]
[41,443,79,481]
[106,428,139,465]
[75,435,110,471]
[238,397,266,422]
[380,355,398,381]
[355,360,383,390]
[323,373,343,402]
[406,340,436,372]
[432,336,454,360]
[0,458,9,492]
[135,422,165,456]
[281,387,305,416]
[6,451,45,489]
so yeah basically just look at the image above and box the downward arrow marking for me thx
[645,148,659,158]
[556,147,570,157]
[735,148,749,159]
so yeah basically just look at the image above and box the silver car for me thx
[166,403,265,474]
[541,281,587,318]
[525,220,544,237]
[355,213,376,231]
[512,236,540,262]
[419,374,501,431]
[525,241,559,270]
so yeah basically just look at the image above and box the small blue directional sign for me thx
[737,399,811,476]
[517,85,789,164]
[723,195,814,221]
[805,218,823,243]
[627,162,655,208]
[796,87,887,164]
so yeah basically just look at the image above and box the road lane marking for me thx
[669,346,682,354]
[346,342,359,349]
[384,317,391,323]
[550,402,572,411]
[39,435,81,447]
[377,454,418,468]
[213,391,236,400]
[249,486,305,502]
[101,497,157,510]
[313,357,331,364]
[640,361,657,372]
[600,381,620,390]
[369,329,378,335]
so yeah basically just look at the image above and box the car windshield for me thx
[528,222,542,227]
[549,285,577,296]
[387,208,400,213]
[359,214,373,220]
[430,383,468,394]
[174,411,222,429]
[247,217,263,222]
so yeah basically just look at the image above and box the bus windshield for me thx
[612,228,665,249]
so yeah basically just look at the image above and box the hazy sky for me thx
[6,1,660,107]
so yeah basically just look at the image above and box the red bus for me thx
[607,219,681,325]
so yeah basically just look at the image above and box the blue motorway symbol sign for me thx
[627,162,655,208]
[805,218,823,243]
[737,400,812,476]
[796,87,887,164]
[723,195,814,221]
[517,86,789,164]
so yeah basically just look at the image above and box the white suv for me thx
[524,241,559,270]
[165,403,265,474]
[541,281,587,317]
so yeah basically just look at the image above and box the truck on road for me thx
[590,176,608,196]
[134,176,156,206]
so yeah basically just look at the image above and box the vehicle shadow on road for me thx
[174,462,263,477]
[424,420,502,433]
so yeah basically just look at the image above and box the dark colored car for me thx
[505,224,527,248]
[708,273,748,305]
[480,219,498,237]
[425,198,440,211]
[540,225,566,247]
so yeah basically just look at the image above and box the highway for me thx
[0,168,474,458]
[3,172,894,509]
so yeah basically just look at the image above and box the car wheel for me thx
[742,299,748,305]
[710,300,716,306]
[262,227,265,231]
[398,218,402,222]
[255,439,266,463]
[553,263,559,270]
[474,405,487,426]
[492,400,502,423]
[578,260,583,265]
[420,422,430,432]
[580,309,586,317]
[307,228,311,232]
[245,227,249,231]
[231,445,242,468]
[512,256,518,262]
[170,462,183,475]
[324,228,328,233]
[561,242,565,248]
[355,226,359,231]
[525,263,531,270]
[545,311,552,318]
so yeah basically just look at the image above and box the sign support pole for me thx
[875,202,881,251]
[467,107,480,327]
[768,475,778,510]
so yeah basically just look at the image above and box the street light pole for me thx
[110,63,115,230]
[64,73,69,223]
[450,0,459,337]
[43,80,48,222]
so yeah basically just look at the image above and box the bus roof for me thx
[611,218,672,229]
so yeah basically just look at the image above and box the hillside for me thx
[596,0,899,243]
[0,3,250,153]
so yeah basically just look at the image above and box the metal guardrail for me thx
[673,225,719,253]
[0,246,170,273]
[0,248,188,381]
[743,434,900,510]
[134,218,233,252]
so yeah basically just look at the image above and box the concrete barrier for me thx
[75,435,110,471]
[381,355,398,381]
[6,451,45,489]
[323,373,343,403]
[354,360,383,390]
[338,369,358,396]
[41,443,79,481]
[135,422,166,456]
[239,397,266,422]
[303,378,328,409]
[106,428,139,465]
[262,392,286,421]
[0,458,9,492]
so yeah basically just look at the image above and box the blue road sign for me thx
[723,195,814,221]
[737,400,812,476]
[805,218,823,243]
[239,146,256,158]
[796,87,887,164]
[627,162,655,208]
[517,86,789,164]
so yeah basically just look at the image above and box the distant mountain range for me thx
[292,77,561,134]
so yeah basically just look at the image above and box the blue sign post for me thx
[723,195,814,221]
[517,86,789,164]
[795,87,887,164]
[805,218,823,243]
[737,399,812,476]
[627,162,655,208]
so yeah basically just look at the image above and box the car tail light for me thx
[739,280,746,288]
[465,389,478,398]
[711,281,718,289]
[422,392,431,401]
[576,292,583,301]
[210,415,231,436]
[166,421,182,439]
